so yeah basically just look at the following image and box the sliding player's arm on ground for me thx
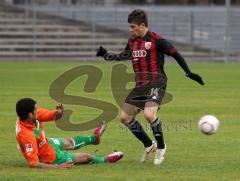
[17,134,40,167]
[96,44,132,61]
[37,103,63,122]
[156,39,204,85]
[30,161,73,169]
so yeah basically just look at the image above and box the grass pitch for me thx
[0,61,239,181]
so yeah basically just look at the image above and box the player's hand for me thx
[56,103,63,110]
[187,72,204,85]
[55,162,73,169]
[55,103,64,120]
[96,46,107,57]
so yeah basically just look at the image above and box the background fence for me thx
[0,0,239,61]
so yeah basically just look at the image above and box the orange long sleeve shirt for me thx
[16,108,57,166]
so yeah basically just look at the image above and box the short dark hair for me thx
[128,9,148,27]
[16,98,36,121]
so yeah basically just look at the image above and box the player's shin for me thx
[151,118,165,149]
[72,135,96,150]
[90,156,107,164]
[126,119,152,147]
[90,151,124,164]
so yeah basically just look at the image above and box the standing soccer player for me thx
[97,9,204,165]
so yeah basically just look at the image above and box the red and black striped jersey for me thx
[125,31,177,86]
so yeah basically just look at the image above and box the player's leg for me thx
[144,101,166,165]
[48,137,122,165]
[62,136,95,150]
[73,151,124,164]
[121,103,153,147]
[59,121,106,150]
[121,103,156,161]
[144,101,165,149]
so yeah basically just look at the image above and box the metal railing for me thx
[1,1,239,61]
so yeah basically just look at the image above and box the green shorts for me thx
[48,138,75,165]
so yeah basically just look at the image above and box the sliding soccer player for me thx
[15,98,123,169]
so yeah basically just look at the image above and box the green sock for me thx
[91,156,107,164]
[72,135,96,150]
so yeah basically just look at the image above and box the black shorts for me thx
[125,83,167,110]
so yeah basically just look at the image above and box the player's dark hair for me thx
[16,98,36,121]
[128,9,148,27]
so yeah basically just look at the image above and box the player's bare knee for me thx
[63,138,74,150]
[144,109,157,123]
[120,116,129,124]
[120,111,132,124]
[69,138,75,149]
[83,154,93,163]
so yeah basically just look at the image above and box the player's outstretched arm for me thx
[96,46,132,61]
[36,103,64,122]
[30,161,73,169]
[157,39,204,85]
[171,52,205,85]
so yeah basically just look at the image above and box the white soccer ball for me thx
[198,115,220,135]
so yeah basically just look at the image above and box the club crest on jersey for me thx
[145,42,152,50]
[25,144,33,153]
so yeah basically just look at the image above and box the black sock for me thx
[126,119,152,148]
[151,118,165,149]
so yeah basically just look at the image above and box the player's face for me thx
[129,23,145,37]
[28,104,37,123]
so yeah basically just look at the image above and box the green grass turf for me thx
[0,61,239,180]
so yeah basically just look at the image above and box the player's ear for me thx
[28,112,34,120]
[139,23,146,28]
[28,112,32,119]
